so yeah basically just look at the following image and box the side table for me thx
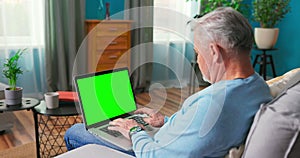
[0,98,40,112]
[253,48,277,80]
[33,100,82,158]
[0,98,39,134]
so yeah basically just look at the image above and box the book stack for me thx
[57,91,79,105]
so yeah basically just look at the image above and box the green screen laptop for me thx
[74,68,139,150]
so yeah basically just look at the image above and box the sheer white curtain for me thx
[0,0,46,98]
[153,0,199,88]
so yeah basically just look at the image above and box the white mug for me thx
[44,92,59,109]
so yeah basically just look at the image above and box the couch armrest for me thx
[267,68,300,97]
[266,68,300,85]
[55,144,135,158]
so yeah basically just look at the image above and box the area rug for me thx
[0,142,36,158]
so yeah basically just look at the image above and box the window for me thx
[0,0,44,48]
[153,0,200,42]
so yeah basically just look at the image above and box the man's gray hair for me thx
[194,7,253,53]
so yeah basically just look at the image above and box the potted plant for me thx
[2,49,26,105]
[253,0,291,49]
[190,0,249,18]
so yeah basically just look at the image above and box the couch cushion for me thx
[242,79,300,158]
[267,68,300,97]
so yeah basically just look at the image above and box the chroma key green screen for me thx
[77,69,136,126]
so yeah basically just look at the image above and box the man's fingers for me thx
[109,121,117,126]
[109,118,125,126]
[114,118,125,122]
[107,125,117,131]
[143,117,151,124]
[108,125,121,132]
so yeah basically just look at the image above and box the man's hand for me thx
[135,107,165,128]
[108,118,140,140]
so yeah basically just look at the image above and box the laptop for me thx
[74,67,157,151]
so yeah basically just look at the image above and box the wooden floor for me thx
[0,110,35,150]
[0,86,204,151]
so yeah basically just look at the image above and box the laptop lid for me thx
[74,68,137,129]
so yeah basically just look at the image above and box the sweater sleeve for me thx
[163,116,169,124]
[131,75,273,158]
[130,97,211,158]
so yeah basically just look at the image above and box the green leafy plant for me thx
[253,0,291,28]
[187,0,249,18]
[2,49,26,90]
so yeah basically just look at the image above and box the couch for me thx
[56,68,300,158]
[241,68,300,158]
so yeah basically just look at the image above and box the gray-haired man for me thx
[64,7,272,158]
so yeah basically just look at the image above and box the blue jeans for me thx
[64,123,135,156]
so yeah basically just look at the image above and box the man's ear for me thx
[209,43,224,63]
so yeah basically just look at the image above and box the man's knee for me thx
[64,123,85,150]
[65,123,85,137]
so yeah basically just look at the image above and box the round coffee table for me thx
[0,98,40,134]
[33,101,82,158]
[0,98,40,112]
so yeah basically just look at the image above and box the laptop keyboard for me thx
[100,126,122,137]
[99,116,148,137]
[131,116,149,126]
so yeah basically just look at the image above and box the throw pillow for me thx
[242,79,300,158]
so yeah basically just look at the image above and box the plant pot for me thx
[4,87,23,105]
[254,28,279,49]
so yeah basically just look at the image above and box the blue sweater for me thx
[132,73,272,158]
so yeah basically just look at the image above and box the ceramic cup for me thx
[44,92,59,109]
